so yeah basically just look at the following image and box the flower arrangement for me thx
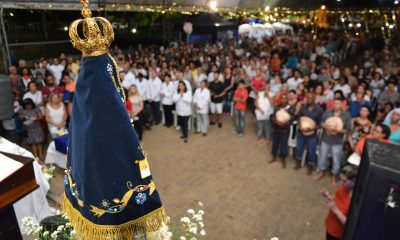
[22,214,77,240]
[42,165,56,181]
[177,201,206,240]
[23,202,205,240]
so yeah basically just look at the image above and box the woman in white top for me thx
[45,93,67,138]
[370,71,385,98]
[160,73,176,128]
[23,82,44,114]
[173,81,193,143]
[127,85,144,141]
[255,84,274,144]
[322,80,334,102]
[193,79,211,136]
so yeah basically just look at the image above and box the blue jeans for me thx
[235,109,246,134]
[295,131,318,166]
[223,91,233,114]
[318,141,343,175]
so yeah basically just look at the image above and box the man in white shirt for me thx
[48,58,64,85]
[286,69,303,90]
[193,79,211,136]
[132,73,148,100]
[121,63,136,90]
[333,77,351,97]
[133,63,147,78]
[160,73,176,127]
[147,68,162,125]
[175,70,192,93]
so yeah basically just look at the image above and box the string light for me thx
[209,0,217,11]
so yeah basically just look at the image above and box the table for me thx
[0,137,52,234]
[45,141,67,169]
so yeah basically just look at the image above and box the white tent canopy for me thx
[238,21,292,40]
[272,22,294,33]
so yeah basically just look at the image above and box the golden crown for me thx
[69,0,114,57]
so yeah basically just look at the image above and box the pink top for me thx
[251,77,266,92]
[42,86,64,99]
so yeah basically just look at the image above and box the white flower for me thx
[271,238,279,240]
[70,230,77,236]
[199,222,205,228]
[57,225,65,231]
[187,209,195,214]
[188,226,198,235]
[51,230,59,239]
[22,217,33,226]
[198,201,203,207]
[193,214,203,221]
[180,217,190,223]
[65,222,72,228]
[198,210,205,215]
[34,226,43,234]
[200,229,206,236]
[158,223,173,240]
[42,231,50,237]
[190,238,197,240]
[180,236,186,240]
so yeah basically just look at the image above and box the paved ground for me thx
[41,113,336,240]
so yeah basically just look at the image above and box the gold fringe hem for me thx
[61,195,168,240]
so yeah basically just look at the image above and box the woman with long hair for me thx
[173,81,193,143]
[19,98,45,163]
[45,93,67,138]
[222,67,235,116]
[348,106,372,151]
[127,85,144,141]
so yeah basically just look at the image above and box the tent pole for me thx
[0,7,11,73]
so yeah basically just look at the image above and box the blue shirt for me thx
[349,101,372,118]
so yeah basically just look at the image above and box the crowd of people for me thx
[1,30,400,240]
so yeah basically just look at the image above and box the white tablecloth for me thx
[0,137,52,234]
[45,141,67,169]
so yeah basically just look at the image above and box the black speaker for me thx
[344,139,400,240]
[0,74,13,120]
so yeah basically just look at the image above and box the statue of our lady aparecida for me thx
[62,1,168,239]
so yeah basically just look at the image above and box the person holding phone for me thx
[321,165,358,240]
[18,98,45,163]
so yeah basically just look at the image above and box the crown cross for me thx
[69,0,114,57]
